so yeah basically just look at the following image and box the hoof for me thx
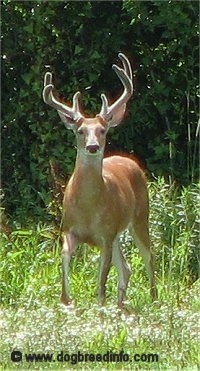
[60,295,72,306]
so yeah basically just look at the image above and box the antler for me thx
[43,72,83,122]
[99,53,133,121]
[43,53,133,124]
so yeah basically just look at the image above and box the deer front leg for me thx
[61,232,78,305]
[98,247,112,306]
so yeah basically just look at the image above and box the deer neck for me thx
[72,151,104,200]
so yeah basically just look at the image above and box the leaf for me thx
[22,73,32,85]
[74,45,83,55]
[11,230,33,236]
[24,23,34,34]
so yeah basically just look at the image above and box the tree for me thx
[1,0,199,223]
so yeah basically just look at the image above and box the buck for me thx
[43,53,157,307]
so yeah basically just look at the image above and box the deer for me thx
[43,53,157,308]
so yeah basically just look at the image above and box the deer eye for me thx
[100,128,106,135]
[77,128,84,135]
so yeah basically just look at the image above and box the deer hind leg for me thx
[98,247,112,306]
[112,237,131,307]
[61,232,78,305]
[132,221,157,301]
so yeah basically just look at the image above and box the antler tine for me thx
[72,91,82,112]
[99,93,108,117]
[44,71,53,87]
[112,64,132,95]
[43,72,83,122]
[118,53,132,80]
[99,53,133,122]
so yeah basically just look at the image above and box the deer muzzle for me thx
[86,144,100,154]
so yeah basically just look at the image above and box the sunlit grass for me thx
[0,179,199,369]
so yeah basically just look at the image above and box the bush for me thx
[2,1,199,223]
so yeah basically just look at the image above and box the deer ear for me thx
[57,111,77,130]
[107,104,126,127]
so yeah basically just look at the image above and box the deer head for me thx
[43,53,133,155]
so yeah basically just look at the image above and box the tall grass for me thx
[0,179,199,370]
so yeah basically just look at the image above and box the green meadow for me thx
[1,179,199,370]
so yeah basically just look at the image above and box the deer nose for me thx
[86,144,100,153]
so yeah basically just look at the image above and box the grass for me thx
[0,179,200,370]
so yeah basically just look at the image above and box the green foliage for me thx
[123,0,199,182]
[149,179,200,284]
[1,1,199,222]
[0,180,199,369]
[1,180,199,304]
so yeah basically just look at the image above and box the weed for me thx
[0,179,199,369]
